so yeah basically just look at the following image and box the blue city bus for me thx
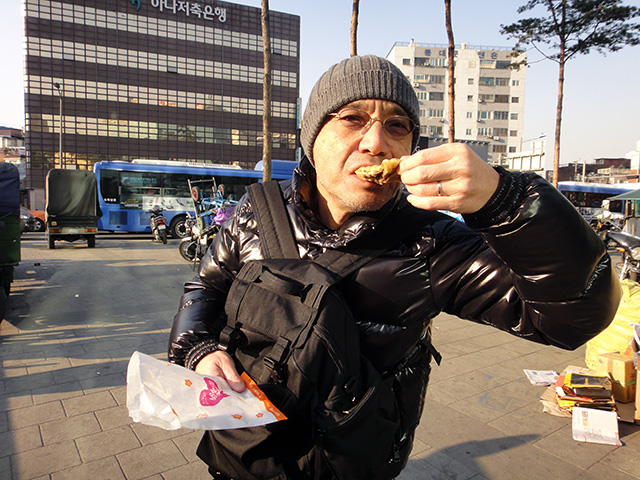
[94,159,297,237]
[557,181,635,220]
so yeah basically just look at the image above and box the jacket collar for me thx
[290,157,404,249]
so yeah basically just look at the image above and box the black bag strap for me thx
[248,180,432,281]
[247,180,299,259]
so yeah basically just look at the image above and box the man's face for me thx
[312,99,414,228]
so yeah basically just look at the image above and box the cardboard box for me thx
[594,352,636,403]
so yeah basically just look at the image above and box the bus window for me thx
[100,169,120,203]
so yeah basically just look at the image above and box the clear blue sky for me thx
[2,0,639,167]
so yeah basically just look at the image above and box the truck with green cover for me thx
[46,169,101,249]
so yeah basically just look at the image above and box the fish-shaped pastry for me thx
[355,158,401,185]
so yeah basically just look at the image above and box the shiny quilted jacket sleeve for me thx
[168,195,256,366]
[431,173,621,350]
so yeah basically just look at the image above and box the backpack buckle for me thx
[218,322,243,355]
[263,336,290,383]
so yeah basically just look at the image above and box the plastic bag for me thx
[585,280,640,369]
[126,351,286,430]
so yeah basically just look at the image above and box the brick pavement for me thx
[1,232,639,479]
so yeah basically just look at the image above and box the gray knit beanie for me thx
[300,55,420,161]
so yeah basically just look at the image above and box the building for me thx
[0,128,26,164]
[627,140,640,183]
[0,127,27,189]
[22,0,300,203]
[387,41,526,165]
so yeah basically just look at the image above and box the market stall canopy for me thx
[608,189,640,200]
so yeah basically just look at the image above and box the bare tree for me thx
[444,0,455,143]
[261,0,273,181]
[351,0,360,57]
[501,0,640,186]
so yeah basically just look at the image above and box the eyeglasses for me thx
[328,108,417,139]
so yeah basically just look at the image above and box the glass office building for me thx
[22,0,300,191]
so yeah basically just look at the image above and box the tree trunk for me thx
[350,0,359,57]
[552,1,566,188]
[553,53,565,187]
[445,0,455,143]
[261,0,272,182]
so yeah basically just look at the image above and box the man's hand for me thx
[195,350,246,393]
[398,143,500,214]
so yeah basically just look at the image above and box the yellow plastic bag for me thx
[585,280,640,369]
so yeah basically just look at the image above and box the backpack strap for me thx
[247,180,299,259]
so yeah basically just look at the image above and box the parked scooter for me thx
[590,217,621,248]
[148,205,168,244]
[606,230,640,282]
[178,199,236,264]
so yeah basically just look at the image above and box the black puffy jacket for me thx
[169,159,620,472]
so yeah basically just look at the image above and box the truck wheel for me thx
[87,235,96,248]
[48,235,55,249]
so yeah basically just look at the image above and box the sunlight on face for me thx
[312,99,413,227]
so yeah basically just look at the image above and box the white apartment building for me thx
[387,41,527,165]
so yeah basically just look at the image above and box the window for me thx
[496,60,511,69]
[493,128,508,136]
[509,146,517,153]
[414,57,428,66]
[510,130,518,137]
[478,111,490,120]
[403,58,411,65]
[478,127,491,136]
[429,92,444,101]
[492,145,507,153]
[495,78,509,86]
[465,128,472,135]
[480,77,494,86]
[429,109,444,117]
[466,112,473,118]
[494,111,509,120]
[494,94,509,103]
[510,113,519,120]
[479,94,494,103]
[467,78,474,85]
[512,79,520,86]
[467,95,473,102]
[511,97,519,103]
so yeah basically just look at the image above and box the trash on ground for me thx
[523,369,559,386]
[572,406,621,446]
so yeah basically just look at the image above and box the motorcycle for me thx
[590,217,621,248]
[148,205,168,244]
[178,199,236,265]
[606,230,640,282]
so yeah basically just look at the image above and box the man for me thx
[169,55,620,479]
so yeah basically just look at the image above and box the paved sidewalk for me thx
[1,232,639,479]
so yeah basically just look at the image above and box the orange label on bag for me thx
[241,373,288,421]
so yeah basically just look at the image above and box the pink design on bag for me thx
[199,377,230,406]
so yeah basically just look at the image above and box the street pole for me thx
[54,82,63,168]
